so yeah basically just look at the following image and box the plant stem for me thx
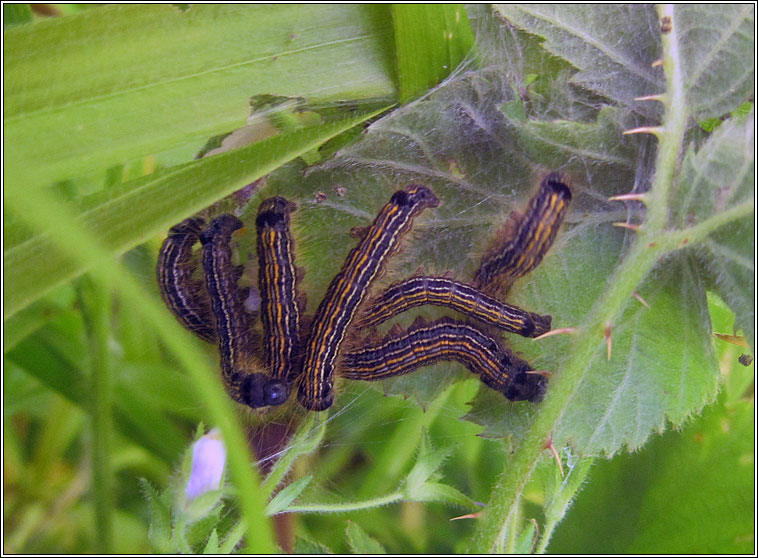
[468,4,694,551]
[284,492,404,514]
[80,271,114,553]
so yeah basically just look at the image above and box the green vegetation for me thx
[3,4,753,554]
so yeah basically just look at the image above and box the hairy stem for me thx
[468,4,696,552]
[284,492,404,514]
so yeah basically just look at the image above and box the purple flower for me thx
[185,429,226,501]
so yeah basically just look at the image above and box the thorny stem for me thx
[468,5,753,552]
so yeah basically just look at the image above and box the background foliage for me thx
[3,4,754,554]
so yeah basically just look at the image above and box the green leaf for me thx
[392,4,476,101]
[494,5,664,120]
[495,5,755,121]
[3,5,396,190]
[142,479,173,554]
[7,332,189,462]
[294,537,333,554]
[202,529,219,554]
[265,476,313,516]
[3,109,388,320]
[345,520,387,554]
[548,394,754,554]
[677,5,755,120]
[673,109,755,347]
[402,432,478,509]
[3,3,32,27]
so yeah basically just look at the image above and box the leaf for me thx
[294,537,333,554]
[552,254,721,454]
[3,5,396,190]
[672,109,755,348]
[547,393,754,554]
[3,3,32,27]
[141,479,173,554]
[676,4,755,120]
[495,5,755,122]
[402,431,478,509]
[3,109,388,319]
[255,5,748,459]
[392,4,476,101]
[265,476,313,516]
[494,5,664,120]
[345,520,387,554]
[7,330,189,462]
[202,529,219,554]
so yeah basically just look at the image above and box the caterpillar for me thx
[200,214,289,408]
[256,197,303,384]
[156,217,216,343]
[357,275,552,337]
[298,185,440,411]
[474,173,571,293]
[342,317,547,403]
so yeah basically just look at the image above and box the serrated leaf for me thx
[495,5,755,122]
[345,520,387,554]
[255,10,739,458]
[3,5,396,190]
[265,476,313,516]
[3,110,387,319]
[676,5,755,120]
[553,255,720,454]
[294,537,333,554]
[673,110,755,348]
[548,394,754,554]
[494,5,664,121]
[141,479,173,554]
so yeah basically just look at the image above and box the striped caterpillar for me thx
[157,177,569,411]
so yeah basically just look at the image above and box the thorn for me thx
[632,291,651,309]
[634,94,665,102]
[450,512,480,521]
[713,332,749,348]
[605,323,612,360]
[544,435,564,478]
[441,269,456,279]
[413,265,426,276]
[651,58,663,67]
[534,327,577,341]
[608,193,648,203]
[613,222,641,232]
[528,518,540,554]
[525,370,553,379]
[623,126,664,137]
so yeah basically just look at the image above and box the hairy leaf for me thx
[676,4,755,120]
[673,110,755,347]
[345,521,387,554]
[494,5,664,121]
[250,6,752,458]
